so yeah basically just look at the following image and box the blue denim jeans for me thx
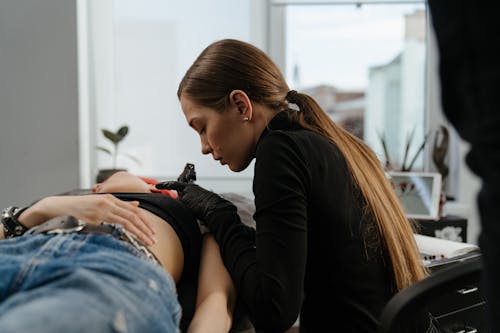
[0,233,182,333]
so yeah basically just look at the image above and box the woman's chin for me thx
[228,160,250,173]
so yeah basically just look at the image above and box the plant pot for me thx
[95,168,127,183]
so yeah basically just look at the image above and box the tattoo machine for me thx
[178,163,197,183]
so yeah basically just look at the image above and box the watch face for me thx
[2,206,15,217]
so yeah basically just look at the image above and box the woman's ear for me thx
[229,90,252,121]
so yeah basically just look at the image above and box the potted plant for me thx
[95,125,141,183]
[377,126,430,172]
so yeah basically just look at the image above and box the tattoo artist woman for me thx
[157,39,430,332]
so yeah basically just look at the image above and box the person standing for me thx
[427,2,500,331]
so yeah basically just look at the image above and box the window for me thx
[270,0,429,171]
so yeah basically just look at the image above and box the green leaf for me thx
[96,146,112,155]
[377,129,393,170]
[117,126,129,139]
[401,127,416,172]
[406,131,430,172]
[102,129,122,144]
[98,125,139,169]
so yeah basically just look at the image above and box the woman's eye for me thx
[199,128,205,135]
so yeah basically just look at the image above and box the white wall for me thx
[83,0,263,195]
[0,0,80,208]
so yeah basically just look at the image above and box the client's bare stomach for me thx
[139,208,184,283]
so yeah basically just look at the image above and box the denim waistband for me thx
[25,216,161,266]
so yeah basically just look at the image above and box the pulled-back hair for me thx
[178,39,427,290]
[178,39,289,112]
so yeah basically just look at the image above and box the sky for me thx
[285,3,426,90]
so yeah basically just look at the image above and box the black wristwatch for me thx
[1,206,29,238]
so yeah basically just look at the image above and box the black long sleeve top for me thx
[210,111,396,332]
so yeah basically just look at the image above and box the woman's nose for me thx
[201,145,212,155]
[201,138,211,155]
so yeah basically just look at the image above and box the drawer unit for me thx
[427,255,489,332]
[429,282,485,317]
[435,302,488,333]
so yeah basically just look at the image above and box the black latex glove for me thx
[155,181,236,228]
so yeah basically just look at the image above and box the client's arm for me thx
[188,234,237,333]
[0,194,155,245]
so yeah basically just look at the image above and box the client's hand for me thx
[21,195,156,246]
[155,181,236,229]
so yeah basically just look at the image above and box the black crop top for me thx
[110,192,202,280]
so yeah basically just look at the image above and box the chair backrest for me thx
[377,255,483,333]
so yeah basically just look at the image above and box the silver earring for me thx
[243,117,249,121]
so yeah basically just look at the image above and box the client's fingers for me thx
[108,213,154,246]
[125,200,156,234]
[111,201,156,244]
[124,220,155,246]
[114,199,156,235]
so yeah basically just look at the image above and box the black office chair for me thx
[377,255,484,333]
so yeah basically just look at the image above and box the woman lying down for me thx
[0,171,236,333]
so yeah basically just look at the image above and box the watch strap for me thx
[1,206,29,238]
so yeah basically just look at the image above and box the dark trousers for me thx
[428,1,500,331]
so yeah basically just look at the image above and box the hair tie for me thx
[286,90,298,102]
[286,90,300,111]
